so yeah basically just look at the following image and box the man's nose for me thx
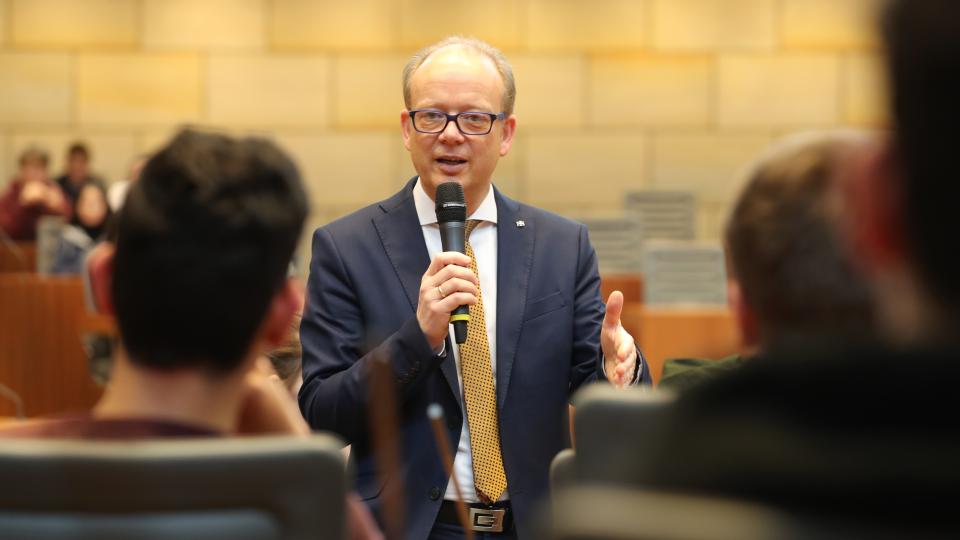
[438,117,465,143]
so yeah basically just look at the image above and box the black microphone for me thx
[435,181,470,344]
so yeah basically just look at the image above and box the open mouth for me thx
[437,157,467,166]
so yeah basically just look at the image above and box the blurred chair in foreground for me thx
[0,435,346,540]
[541,486,945,540]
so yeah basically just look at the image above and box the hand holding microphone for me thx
[416,182,478,350]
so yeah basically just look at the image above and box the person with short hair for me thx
[660,132,879,392]
[0,128,383,539]
[55,142,105,205]
[51,182,112,275]
[635,1,960,532]
[3,128,309,437]
[299,36,646,539]
[0,146,71,241]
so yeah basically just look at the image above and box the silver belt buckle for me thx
[469,507,505,533]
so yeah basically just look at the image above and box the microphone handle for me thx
[438,220,470,344]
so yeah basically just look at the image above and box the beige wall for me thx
[0,0,886,242]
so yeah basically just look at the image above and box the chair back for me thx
[35,215,66,275]
[572,385,674,485]
[0,434,347,540]
[542,486,942,540]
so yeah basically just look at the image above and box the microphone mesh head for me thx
[435,181,467,223]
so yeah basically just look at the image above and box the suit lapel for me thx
[494,189,534,409]
[372,178,462,408]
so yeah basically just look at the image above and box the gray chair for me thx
[35,215,65,275]
[570,384,675,486]
[0,434,347,540]
[549,448,576,492]
[541,486,942,540]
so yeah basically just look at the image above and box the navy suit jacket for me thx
[299,179,645,539]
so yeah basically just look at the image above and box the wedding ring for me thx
[437,284,447,299]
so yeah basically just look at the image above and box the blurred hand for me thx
[19,182,47,206]
[601,291,638,388]
[417,251,479,350]
[43,186,65,211]
[236,358,310,436]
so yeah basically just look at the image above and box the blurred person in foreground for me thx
[635,0,960,532]
[298,35,646,539]
[0,147,71,241]
[51,182,112,274]
[55,142,106,205]
[659,131,879,393]
[0,129,382,540]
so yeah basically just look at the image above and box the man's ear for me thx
[262,280,301,346]
[499,114,517,157]
[86,242,116,315]
[728,279,758,350]
[845,138,908,274]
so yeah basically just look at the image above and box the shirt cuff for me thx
[602,348,644,385]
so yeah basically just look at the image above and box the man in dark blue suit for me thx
[299,36,647,539]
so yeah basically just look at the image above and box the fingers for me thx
[425,251,473,278]
[416,252,479,349]
[427,264,479,291]
[603,290,625,330]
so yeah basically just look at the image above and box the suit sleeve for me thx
[569,224,650,394]
[297,226,443,443]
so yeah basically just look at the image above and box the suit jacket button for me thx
[429,486,441,500]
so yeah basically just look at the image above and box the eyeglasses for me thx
[408,109,506,135]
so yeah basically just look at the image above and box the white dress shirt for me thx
[412,178,503,503]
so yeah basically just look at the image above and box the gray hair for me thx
[402,36,517,117]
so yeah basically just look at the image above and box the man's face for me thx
[401,47,516,206]
[68,153,89,181]
[20,161,48,184]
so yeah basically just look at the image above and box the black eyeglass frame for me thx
[408,109,507,135]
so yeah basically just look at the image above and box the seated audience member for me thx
[51,182,112,275]
[108,154,148,212]
[0,129,382,539]
[0,147,71,241]
[56,142,105,205]
[660,132,878,392]
[635,0,960,532]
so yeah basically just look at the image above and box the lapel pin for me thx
[516,220,525,228]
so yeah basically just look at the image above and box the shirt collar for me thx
[413,177,498,226]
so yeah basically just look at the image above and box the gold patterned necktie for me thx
[459,219,508,503]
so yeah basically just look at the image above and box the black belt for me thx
[437,500,513,533]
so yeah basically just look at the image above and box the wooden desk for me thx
[0,242,37,273]
[600,273,643,304]
[0,274,103,417]
[623,304,741,386]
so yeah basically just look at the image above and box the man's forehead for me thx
[412,46,502,86]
